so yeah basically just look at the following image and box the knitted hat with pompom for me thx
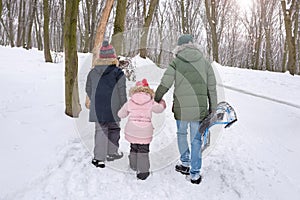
[135,79,149,87]
[129,79,154,97]
[99,40,117,58]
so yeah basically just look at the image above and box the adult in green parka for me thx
[154,34,217,184]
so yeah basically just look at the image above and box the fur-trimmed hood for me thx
[172,43,203,62]
[129,86,155,98]
[92,58,119,68]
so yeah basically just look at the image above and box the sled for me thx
[200,101,238,152]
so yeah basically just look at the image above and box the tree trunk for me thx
[155,4,166,67]
[281,0,297,75]
[43,0,53,62]
[77,12,84,51]
[60,0,64,52]
[21,0,26,48]
[111,0,127,55]
[93,0,114,63]
[265,28,272,71]
[16,0,23,47]
[282,40,288,72]
[205,0,219,62]
[254,3,263,70]
[180,0,187,33]
[139,0,159,59]
[83,0,91,53]
[294,1,299,74]
[263,0,276,71]
[64,0,81,118]
[27,0,37,49]
[35,6,43,50]
[52,4,60,52]
[88,0,98,52]
[0,0,10,42]
[7,1,15,47]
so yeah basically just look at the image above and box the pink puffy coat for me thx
[118,92,166,144]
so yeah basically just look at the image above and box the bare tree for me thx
[16,0,23,47]
[294,1,300,75]
[21,0,26,48]
[82,0,91,53]
[154,0,168,65]
[111,0,127,55]
[0,0,298,76]
[43,0,52,62]
[26,0,37,49]
[59,0,64,52]
[180,0,188,33]
[6,0,16,47]
[261,0,277,71]
[0,0,10,43]
[219,0,240,66]
[253,0,263,70]
[64,0,81,117]
[35,2,43,50]
[139,0,159,58]
[93,0,114,62]
[281,0,298,75]
[205,0,219,62]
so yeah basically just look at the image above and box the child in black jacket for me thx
[85,41,127,168]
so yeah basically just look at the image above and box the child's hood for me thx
[131,93,152,105]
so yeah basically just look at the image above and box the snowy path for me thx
[7,86,300,200]
[1,48,300,200]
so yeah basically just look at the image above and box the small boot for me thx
[106,151,124,161]
[92,159,105,168]
[137,172,150,180]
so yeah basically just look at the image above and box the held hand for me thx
[159,99,166,109]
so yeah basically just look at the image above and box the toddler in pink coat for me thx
[118,78,166,180]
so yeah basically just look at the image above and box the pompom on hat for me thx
[99,40,117,58]
[135,79,149,87]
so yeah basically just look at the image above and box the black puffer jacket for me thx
[86,64,127,122]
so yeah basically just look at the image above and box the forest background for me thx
[0,0,299,116]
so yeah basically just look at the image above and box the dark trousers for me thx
[94,122,120,161]
[129,143,150,173]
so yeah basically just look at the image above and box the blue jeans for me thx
[176,120,202,179]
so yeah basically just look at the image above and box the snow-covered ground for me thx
[1,46,300,200]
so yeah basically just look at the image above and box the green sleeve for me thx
[154,62,176,102]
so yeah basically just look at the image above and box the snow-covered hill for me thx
[1,46,300,200]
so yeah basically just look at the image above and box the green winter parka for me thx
[154,44,217,121]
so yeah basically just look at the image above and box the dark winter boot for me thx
[137,172,150,180]
[106,151,124,161]
[92,159,105,168]
[191,175,202,184]
[175,164,190,175]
